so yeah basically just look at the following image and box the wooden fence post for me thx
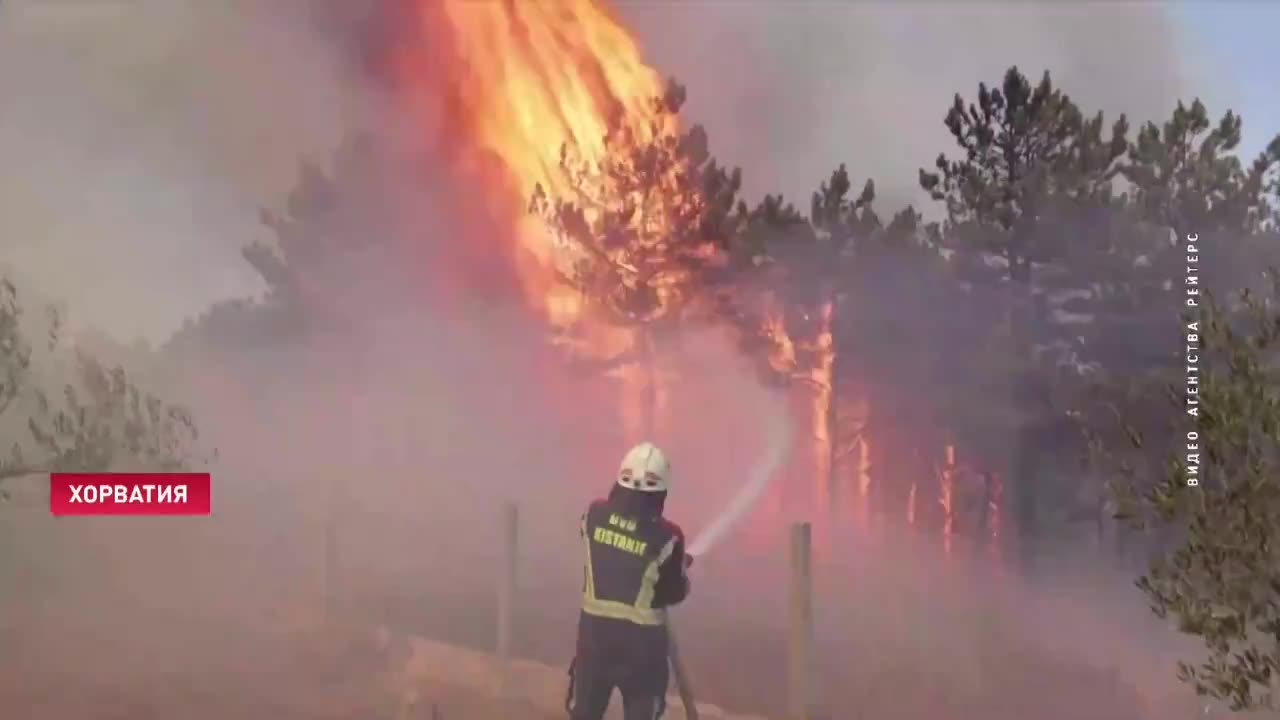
[497,501,519,695]
[788,522,814,720]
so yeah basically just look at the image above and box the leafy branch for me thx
[1094,276,1280,711]
[0,280,210,499]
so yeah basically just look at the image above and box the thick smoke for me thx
[616,5,1206,716]
[619,1,1188,208]
[1,2,1191,337]
[0,2,1218,718]
[0,0,378,340]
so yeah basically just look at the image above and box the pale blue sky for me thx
[1174,0,1279,160]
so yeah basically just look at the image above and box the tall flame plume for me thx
[397,0,989,555]
[408,0,673,323]
[401,0,850,538]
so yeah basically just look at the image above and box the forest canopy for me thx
[5,62,1280,710]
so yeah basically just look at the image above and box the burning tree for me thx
[526,69,974,530]
[830,202,988,535]
[528,81,742,330]
[731,169,905,520]
[527,80,749,437]
[411,0,953,531]
[530,86,905,517]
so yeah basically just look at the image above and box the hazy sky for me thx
[1,0,1276,343]
[620,1,1193,205]
[1173,0,1279,161]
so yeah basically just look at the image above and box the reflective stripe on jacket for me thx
[579,498,682,626]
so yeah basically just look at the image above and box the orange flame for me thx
[941,443,955,554]
[397,0,686,452]
[809,301,835,515]
[398,1,896,554]
[754,292,838,530]
[440,1,665,200]
[762,303,797,375]
[416,0,672,322]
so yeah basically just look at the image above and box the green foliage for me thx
[738,167,882,339]
[1123,100,1280,311]
[914,71,1280,565]
[0,279,31,430]
[0,280,208,496]
[1124,99,1277,238]
[22,355,207,475]
[919,66,1128,285]
[916,65,1133,402]
[1068,96,1280,710]
[1098,278,1280,711]
[1071,99,1279,458]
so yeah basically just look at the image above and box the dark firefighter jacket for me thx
[578,486,690,629]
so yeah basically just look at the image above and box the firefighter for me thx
[566,441,693,720]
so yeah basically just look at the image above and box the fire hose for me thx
[667,403,792,719]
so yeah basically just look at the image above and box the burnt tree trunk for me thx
[977,471,994,549]
[827,293,842,520]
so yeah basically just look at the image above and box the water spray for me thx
[667,397,792,720]
[687,398,792,557]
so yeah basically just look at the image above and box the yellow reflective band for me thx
[579,512,673,627]
[581,596,666,626]
[634,536,677,611]
[581,514,597,602]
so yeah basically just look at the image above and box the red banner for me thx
[49,473,212,516]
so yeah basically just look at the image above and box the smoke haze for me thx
[619,1,1188,207]
[0,0,379,340]
[0,1,1220,718]
[2,1,1191,340]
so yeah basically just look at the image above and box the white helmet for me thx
[616,442,671,493]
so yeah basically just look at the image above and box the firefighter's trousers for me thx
[567,614,669,720]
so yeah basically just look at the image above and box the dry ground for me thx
[0,616,560,720]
